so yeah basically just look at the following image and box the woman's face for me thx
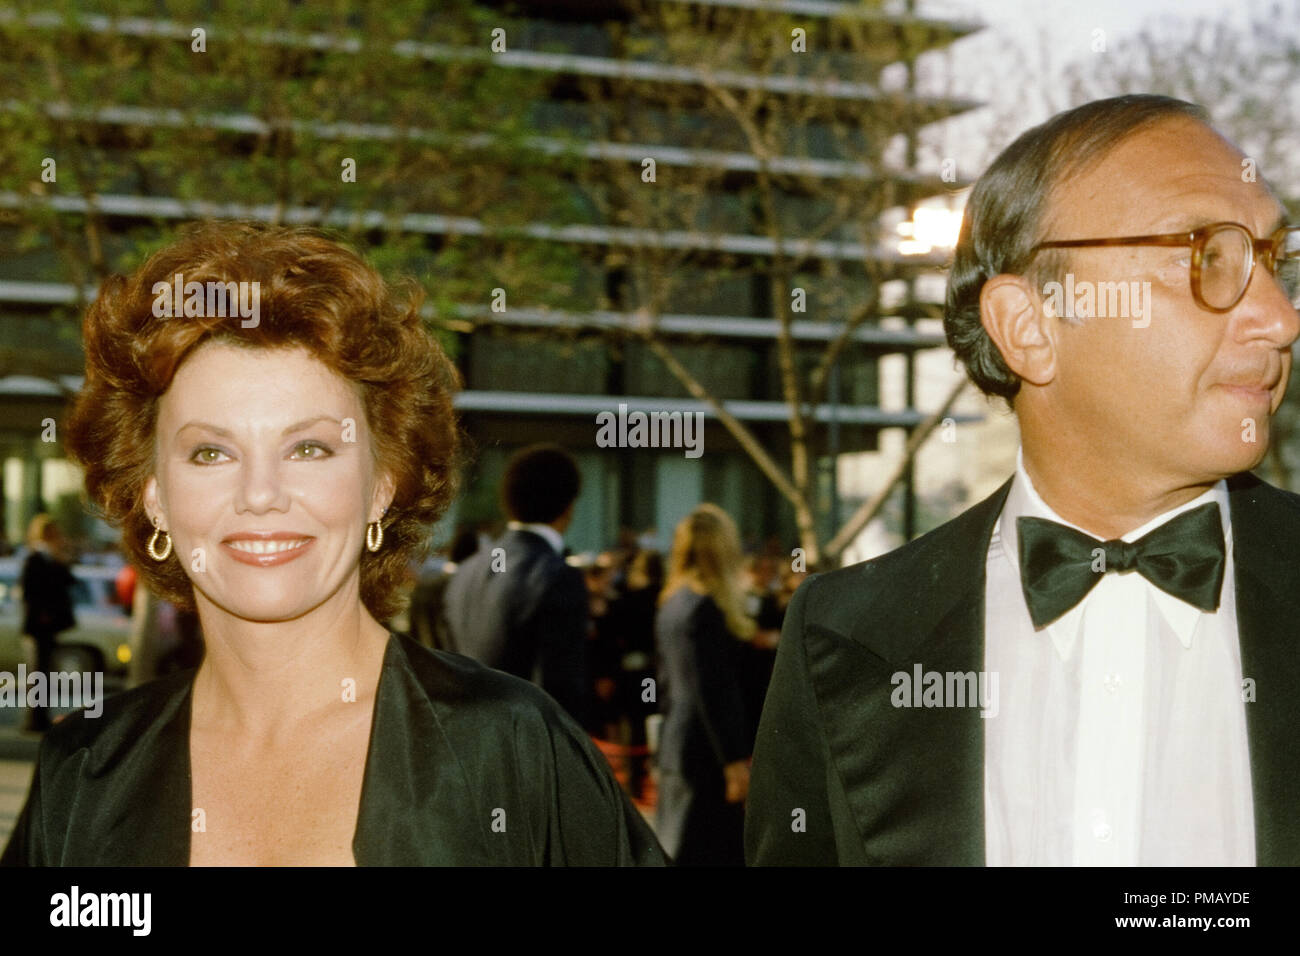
[145,341,394,623]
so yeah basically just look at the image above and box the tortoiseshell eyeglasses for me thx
[1029,222,1300,313]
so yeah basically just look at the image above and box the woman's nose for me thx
[234,457,292,514]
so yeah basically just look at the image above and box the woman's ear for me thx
[980,274,1057,388]
[370,472,397,524]
[143,475,165,529]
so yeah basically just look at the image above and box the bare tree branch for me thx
[824,375,968,561]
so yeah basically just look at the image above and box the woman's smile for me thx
[221,534,316,566]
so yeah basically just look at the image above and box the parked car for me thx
[0,556,132,685]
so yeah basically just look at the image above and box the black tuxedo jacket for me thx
[442,528,589,727]
[746,471,1300,865]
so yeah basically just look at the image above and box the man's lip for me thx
[1220,381,1276,391]
[1219,382,1276,403]
[221,532,315,542]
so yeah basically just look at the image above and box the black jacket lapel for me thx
[804,478,1012,864]
[352,636,490,865]
[49,672,193,865]
[1227,473,1300,865]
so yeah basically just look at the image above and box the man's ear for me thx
[980,274,1057,387]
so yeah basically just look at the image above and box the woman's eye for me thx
[293,441,333,459]
[189,446,229,464]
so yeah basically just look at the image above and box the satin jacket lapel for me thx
[83,673,193,865]
[805,478,1012,865]
[352,635,490,865]
[1227,473,1300,865]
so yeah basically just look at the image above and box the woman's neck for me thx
[189,586,390,741]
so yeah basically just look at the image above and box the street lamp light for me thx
[896,206,965,256]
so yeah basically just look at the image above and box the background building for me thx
[0,0,983,563]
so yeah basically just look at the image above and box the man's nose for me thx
[1236,263,1300,347]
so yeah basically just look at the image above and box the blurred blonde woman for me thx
[654,503,754,866]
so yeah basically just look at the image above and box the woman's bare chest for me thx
[187,717,372,866]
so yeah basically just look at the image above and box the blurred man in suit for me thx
[748,94,1300,865]
[408,527,480,653]
[444,444,590,727]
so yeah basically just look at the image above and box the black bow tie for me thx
[1016,502,1226,629]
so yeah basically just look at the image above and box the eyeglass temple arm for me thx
[1033,234,1196,251]
[1035,226,1300,254]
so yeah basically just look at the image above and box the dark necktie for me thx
[1016,502,1226,629]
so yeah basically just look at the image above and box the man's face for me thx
[1034,117,1299,485]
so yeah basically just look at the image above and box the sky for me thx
[898,0,1287,214]
[939,0,1251,46]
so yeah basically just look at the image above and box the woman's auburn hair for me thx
[63,220,463,623]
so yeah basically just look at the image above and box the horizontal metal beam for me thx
[0,374,81,396]
[0,375,979,429]
[448,303,948,346]
[657,0,981,32]
[0,192,951,267]
[0,10,982,108]
[0,100,969,190]
[453,390,978,426]
[0,281,950,348]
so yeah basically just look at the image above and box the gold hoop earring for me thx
[366,521,383,552]
[147,526,173,561]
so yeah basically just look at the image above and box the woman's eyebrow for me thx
[281,416,343,435]
[175,421,232,439]
[174,416,342,439]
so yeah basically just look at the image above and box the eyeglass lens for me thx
[1201,226,1300,309]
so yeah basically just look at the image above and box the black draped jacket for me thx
[2,632,665,866]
